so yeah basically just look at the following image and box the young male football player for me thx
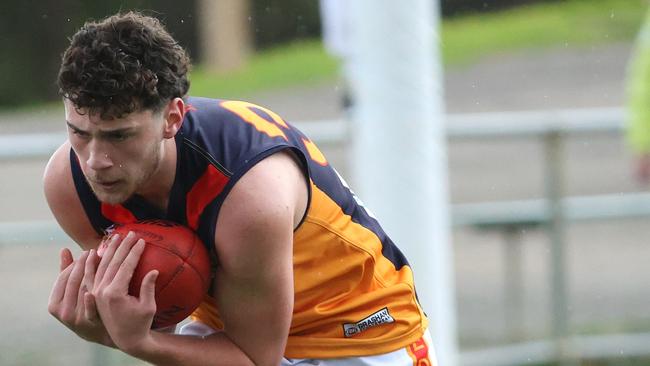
[46,11,436,365]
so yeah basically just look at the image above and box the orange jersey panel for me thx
[192,182,428,358]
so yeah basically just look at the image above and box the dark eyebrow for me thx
[66,121,88,134]
[66,121,135,136]
[99,128,135,137]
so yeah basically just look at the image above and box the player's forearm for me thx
[124,331,255,366]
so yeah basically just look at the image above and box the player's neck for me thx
[136,138,177,213]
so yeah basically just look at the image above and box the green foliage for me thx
[442,0,646,65]
[440,0,564,17]
[185,0,647,98]
[0,0,200,108]
[251,0,322,49]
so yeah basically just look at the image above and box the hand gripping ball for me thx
[104,220,212,329]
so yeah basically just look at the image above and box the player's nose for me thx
[86,141,114,170]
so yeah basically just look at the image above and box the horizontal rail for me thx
[0,107,626,160]
[4,191,650,244]
[0,220,70,245]
[446,107,624,138]
[0,132,66,160]
[452,192,650,228]
[461,332,650,366]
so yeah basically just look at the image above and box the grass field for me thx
[188,0,647,99]
[189,40,339,99]
[442,0,646,65]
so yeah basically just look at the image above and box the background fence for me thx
[1,108,649,365]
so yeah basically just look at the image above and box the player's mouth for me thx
[92,179,122,191]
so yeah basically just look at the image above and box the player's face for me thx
[64,100,167,205]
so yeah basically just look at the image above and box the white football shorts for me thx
[179,321,437,366]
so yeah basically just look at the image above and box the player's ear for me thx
[162,97,185,139]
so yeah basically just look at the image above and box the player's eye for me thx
[70,129,91,139]
[107,133,131,141]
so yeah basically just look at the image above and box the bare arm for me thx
[43,141,103,249]
[96,150,307,365]
[211,150,305,364]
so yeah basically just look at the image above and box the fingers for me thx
[112,239,146,291]
[78,249,99,307]
[83,249,98,291]
[83,292,100,323]
[100,232,140,286]
[48,262,74,306]
[62,250,89,310]
[60,248,74,272]
[139,269,159,306]
[94,233,122,287]
[97,241,108,257]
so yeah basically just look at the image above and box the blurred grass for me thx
[190,0,647,98]
[442,0,646,65]
[189,40,338,99]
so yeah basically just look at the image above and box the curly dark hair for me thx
[57,11,191,120]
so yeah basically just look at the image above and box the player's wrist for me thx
[80,333,113,348]
[99,334,117,349]
[118,330,157,359]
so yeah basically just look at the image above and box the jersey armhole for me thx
[200,145,312,251]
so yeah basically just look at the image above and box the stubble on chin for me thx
[90,185,132,205]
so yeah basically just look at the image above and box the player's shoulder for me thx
[43,141,73,196]
[216,150,308,233]
[185,96,283,123]
[181,96,294,167]
[43,142,102,248]
[180,96,250,137]
[214,149,307,271]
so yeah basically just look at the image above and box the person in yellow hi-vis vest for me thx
[627,5,650,184]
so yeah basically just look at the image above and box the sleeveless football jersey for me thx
[69,96,428,358]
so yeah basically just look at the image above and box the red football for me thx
[105,220,212,329]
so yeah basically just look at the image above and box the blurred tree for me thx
[198,0,253,73]
[250,0,321,49]
[440,0,564,17]
[0,0,198,108]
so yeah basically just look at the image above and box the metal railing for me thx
[2,106,649,365]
